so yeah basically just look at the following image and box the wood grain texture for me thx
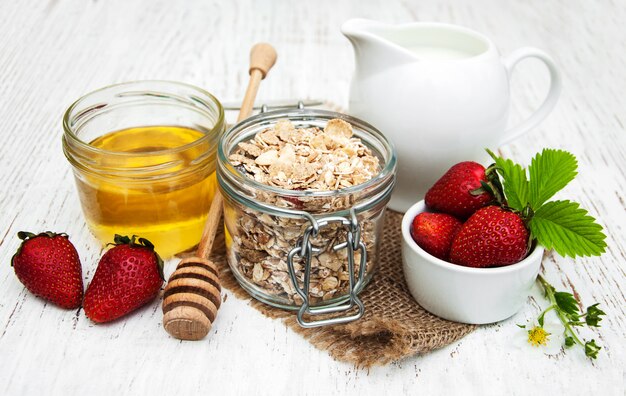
[0,0,624,395]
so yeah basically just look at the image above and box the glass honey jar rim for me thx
[217,108,397,205]
[62,80,225,159]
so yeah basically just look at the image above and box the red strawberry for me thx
[410,213,463,260]
[425,161,494,219]
[84,235,164,323]
[449,206,530,268]
[11,231,83,309]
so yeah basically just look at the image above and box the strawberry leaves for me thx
[488,149,606,258]
[529,200,607,257]
[489,148,608,360]
[487,149,529,211]
[528,149,578,208]
[553,291,581,322]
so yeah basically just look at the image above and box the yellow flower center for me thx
[527,326,550,347]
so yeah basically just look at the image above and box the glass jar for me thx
[217,109,396,327]
[62,81,224,258]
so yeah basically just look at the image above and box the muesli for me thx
[227,119,380,304]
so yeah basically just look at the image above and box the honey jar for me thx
[63,81,224,257]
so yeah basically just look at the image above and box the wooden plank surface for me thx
[0,0,624,394]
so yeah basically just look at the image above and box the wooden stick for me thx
[238,44,276,121]
[163,43,277,341]
[196,192,224,259]
[196,42,277,259]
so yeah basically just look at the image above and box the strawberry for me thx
[449,206,530,268]
[84,235,164,323]
[425,161,496,219]
[410,213,463,260]
[11,231,83,309]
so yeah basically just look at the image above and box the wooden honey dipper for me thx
[162,43,277,340]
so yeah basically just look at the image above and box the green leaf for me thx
[137,237,155,249]
[528,149,578,208]
[585,303,606,327]
[564,336,575,347]
[554,291,581,321]
[528,200,607,257]
[487,149,529,211]
[584,340,601,359]
[17,231,37,240]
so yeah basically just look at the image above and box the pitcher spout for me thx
[341,18,388,38]
[341,18,416,75]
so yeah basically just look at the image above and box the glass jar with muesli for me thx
[217,109,396,327]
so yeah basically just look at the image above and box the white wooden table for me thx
[1,1,624,394]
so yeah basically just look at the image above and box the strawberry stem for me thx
[17,231,67,240]
[17,231,36,240]
[521,205,535,226]
[113,234,132,245]
[478,164,506,205]
[537,275,584,346]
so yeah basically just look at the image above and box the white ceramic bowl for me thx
[401,200,544,324]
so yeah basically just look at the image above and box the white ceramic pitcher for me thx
[342,19,561,212]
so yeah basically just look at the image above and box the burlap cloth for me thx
[208,209,475,367]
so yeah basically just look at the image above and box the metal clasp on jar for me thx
[286,208,366,328]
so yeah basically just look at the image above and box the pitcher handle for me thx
[501,47,561,145]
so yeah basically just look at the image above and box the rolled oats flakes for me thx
[227,119,381,305]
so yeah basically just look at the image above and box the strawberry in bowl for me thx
[403,201,545,324]
[409,212,463,261]
[402,149,606,324]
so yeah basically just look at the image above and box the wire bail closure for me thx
[286,208,367,328]
[260,100,305,114]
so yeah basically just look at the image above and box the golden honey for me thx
[63,81,224,258]
[75,126,217,257]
